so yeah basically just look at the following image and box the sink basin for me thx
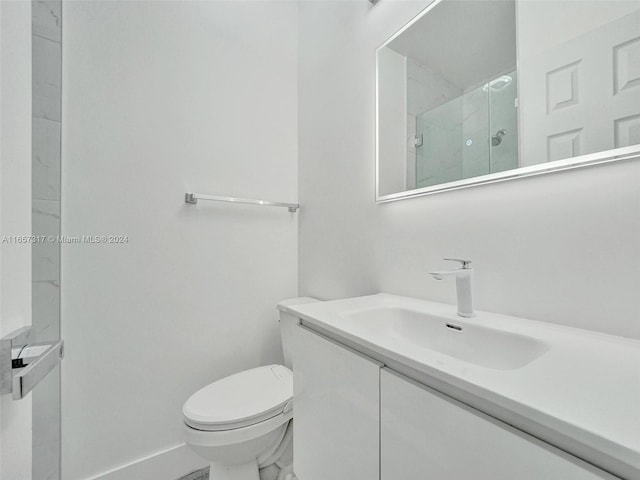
[343,307,549,370]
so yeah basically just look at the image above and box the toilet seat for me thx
[183,364,293,432]
[184,408,292,447]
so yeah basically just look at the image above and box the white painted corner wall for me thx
[61,1,298,478]
[297,0,640,339]
[377,47,407,196]
[0,1,33,479]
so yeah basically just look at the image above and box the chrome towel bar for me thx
[185,193,299,212]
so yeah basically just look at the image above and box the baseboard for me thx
[85,443,207,480]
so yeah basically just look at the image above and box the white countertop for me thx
[280,293,640,479]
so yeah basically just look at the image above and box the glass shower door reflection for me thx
[487,71,518,174]
[414,70,518,188]
[415,96,464,188]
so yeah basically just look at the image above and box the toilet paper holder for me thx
[1,326,64,400]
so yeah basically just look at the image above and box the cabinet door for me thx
[293,326,381,480]
[381,368,618,480]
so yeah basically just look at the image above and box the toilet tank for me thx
[277,297,321,369]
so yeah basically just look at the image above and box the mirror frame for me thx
[375,0,640,203]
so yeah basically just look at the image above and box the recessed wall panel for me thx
[546,61,581,114]
[547,128,582,162]
[614,36,640,94]
[614,113,640,148]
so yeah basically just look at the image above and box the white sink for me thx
[280,293,640,479]
[343,307,549,370]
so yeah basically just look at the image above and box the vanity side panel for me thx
[293,325,381,480]
[380,368,618,480]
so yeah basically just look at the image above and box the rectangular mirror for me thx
[376,0,640,201]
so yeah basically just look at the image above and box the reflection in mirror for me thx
[376,0,640,200]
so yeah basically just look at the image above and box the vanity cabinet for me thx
[293,325,381,480]
[293,326,620,480]
[380,368,617,480]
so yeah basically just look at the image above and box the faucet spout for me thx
[429,260,475,318]
[428,269,461,280]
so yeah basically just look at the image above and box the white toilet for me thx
[183,298,317,480]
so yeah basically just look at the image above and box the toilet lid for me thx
[183,365,293,431]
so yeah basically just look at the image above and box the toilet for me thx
[183,297,318,480]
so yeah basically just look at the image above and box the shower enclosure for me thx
[32,0,63,478]
[412,70,518,188]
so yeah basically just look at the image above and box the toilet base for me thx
[209,459,259,480]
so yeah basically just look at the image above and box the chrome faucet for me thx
[429,259,475,318]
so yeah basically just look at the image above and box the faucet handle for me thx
[443,258,472,269]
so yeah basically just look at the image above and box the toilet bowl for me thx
[183,297,318,480]
[183,365,293,480]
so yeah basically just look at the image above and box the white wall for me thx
[378,47,407,196]
[298,0,640,339]
[61,2,298,479]
[0,1,33,478]
[516,0,640,58]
